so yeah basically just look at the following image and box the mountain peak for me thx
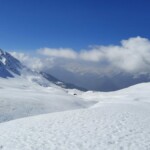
[0,49,5,55]
[0,49,23,78]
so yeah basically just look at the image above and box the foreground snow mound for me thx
[0,77,89,123]
[0,103,150,150]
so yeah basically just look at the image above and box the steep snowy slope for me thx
[0,49,23,77]
[0,83,150,149]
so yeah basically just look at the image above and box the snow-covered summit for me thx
[0,49,23,78]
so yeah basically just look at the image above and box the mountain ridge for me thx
[0,49,86,91]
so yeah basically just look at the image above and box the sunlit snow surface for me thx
[0,77,89,123]
[0,77,150,150]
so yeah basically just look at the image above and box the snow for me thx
[0,79,150,149]
[0,103,150,150]
[0,49,23,77]
[78,82,150,105]
[0,77,89,123]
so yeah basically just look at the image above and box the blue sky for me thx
[0,0,150,52]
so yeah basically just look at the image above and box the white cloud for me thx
[11,52,53,71]
[10,36,150,75]
[10,52,29,62]
[78,36,150,73]
[38,48,77,59]
[80,49,104,62]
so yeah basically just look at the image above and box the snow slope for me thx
[78,82,150,105]
[0,102,150,150]
[0,77,90,123]
[0,83,150,149]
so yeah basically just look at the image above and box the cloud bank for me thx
[11,36,150,75]
[38,48,77,59]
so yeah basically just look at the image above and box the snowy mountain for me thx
[0,49,23,78]
[0,49,85,91]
